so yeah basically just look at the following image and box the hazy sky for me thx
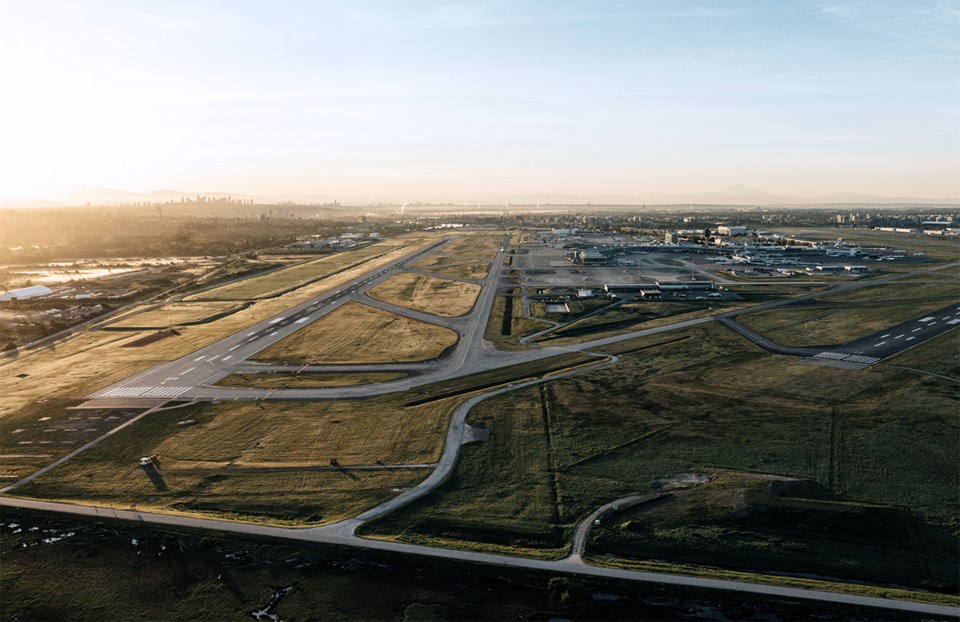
[1,0,957,201]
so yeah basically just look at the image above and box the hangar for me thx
[0,285,53,301]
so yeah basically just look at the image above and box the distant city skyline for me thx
[1,0,957,203]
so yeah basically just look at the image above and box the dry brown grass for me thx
[253,302,458,364]
[440,235,502,259]
[412,255,490,279]
[184,239,412,300]
[367,272,481,317]
[108,302,245,328]
[0,235,444,476]
[11,395,460,525]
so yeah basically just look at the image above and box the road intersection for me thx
[2,237,958,618]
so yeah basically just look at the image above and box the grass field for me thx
[590,471,958,592]
[0,237,443,477]
[253,302,459,364]
[361,323,959,591]
[412,255,490,279]
[440,235,502,259]
[215,371,407,388]
[107,302,247,329]
[817,279,959,303]
[885,330,960,379]
[11,396,458,524]
[185,238,419,300]
[737,300,952,346]
[483,293,552,350]
[10,352,599,525]
[4,512,875,622]
[367,272,481,317]
[534,301,718,346]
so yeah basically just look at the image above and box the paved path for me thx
[1,495,956,618]
[4,245,959,617]
[568,493,670,560]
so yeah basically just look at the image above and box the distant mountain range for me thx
[2,184,957,208]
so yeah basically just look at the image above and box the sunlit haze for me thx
[1,0,958,203]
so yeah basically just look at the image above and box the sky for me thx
[0,0,957,202]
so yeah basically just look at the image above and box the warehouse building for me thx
[0,285,53,301]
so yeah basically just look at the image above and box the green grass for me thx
[884,330,960,379]
[737,300,953,346]
[817,279,960,303]
[214,371,407,388]
[483,294,552,350]
[9,352,598,526]
[4,510,886,622]
[11,397,457,525]
[534,301,716,345]
[361,322,959,591]
[590,472,957,592]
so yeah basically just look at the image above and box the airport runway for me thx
[722,301,960,367]
[4,245,959,617]
[87,239,455,400]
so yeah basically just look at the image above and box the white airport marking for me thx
[182,367,195,374]
[228,345,240,351]
[269,317,285,324]
[872,341,886,347]
[894,334,903,339]
[222,355,232,361]
[906,336,915,341]
[948,319,960,325]
[912,328,922,332]
[269,331,279,336]
[919,317,934,322]
[295,317,310,324]
[194,356,205,362]
[880,334,890,338]
[928,321,937,326]
[247,332,256,336]
[209,356,219,362]
[99,386,190,398]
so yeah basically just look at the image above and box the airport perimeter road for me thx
[1,495,956,619]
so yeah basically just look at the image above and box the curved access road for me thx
[1,494,956,619]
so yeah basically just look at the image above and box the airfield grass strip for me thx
[583,555,960,608]
[403,354,597,407]
[598,335,690,356]
[561,425,675,471]
[501,296,514,336]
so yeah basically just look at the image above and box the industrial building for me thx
[576,249,608,265]
[716,225,748,236]
[0,285,53,301]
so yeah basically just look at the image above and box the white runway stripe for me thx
[98,386,190,398]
